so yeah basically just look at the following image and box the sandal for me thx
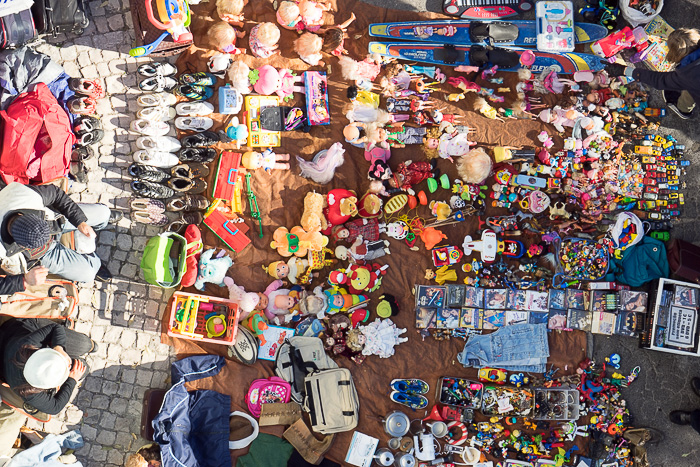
[75,129,104,146]
[138,62,177,78]
[69,78,105,99]
[132,210,169,226]
[68,97,97,115]
[130,197,166,213]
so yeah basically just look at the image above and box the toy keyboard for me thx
[443,0,534,19]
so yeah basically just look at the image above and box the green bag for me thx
[606,236,669,287]
[140,232,188,288]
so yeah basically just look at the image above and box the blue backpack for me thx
[606,236,669,287]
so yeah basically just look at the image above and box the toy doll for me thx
[328,263,388,294]
[423,122,476,162]
[294,32,325,66]
[386,159,438,196]
[357,318,408,358]
[474,97,505,122]
[539,106,583,133]
[216,0,246,27]
[456,147,493,184]
[242,149,290,172]
[248,22,281,58]
[338,54,382,87]
[332,217,386,243]
[298,286,329,319]
[385,123,427,148]
[263,279,305,324]
[386,96,435,114]
[323,287,369,314]
[276,0,301,30]
[227,60,251,95]
[429,200,452,221]
[207,21,245,54]
[298,0,331,31]
[335,237,390,262]
[425,265,458,285]
[264,258,310,285]
[323,314,366,364]
[297,142,346,185]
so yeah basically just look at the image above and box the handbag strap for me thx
[228,411,259,450]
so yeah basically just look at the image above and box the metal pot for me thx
[383,411,410,438]
[394,453,416,467]
[373,448,394,466]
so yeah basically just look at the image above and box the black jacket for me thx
[0,183,87,296]
[633,49,700,105]
[0,319,76,415]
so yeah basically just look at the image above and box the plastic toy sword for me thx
[245,173,263,238]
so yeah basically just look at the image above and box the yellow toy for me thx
[270,226,328,257]
[300,192,328,232]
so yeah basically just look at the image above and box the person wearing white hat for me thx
[0,318,95,415]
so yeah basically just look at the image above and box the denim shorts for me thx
[457,323,550,373]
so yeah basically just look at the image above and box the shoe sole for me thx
[666,104,692,120]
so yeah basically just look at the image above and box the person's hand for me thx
[77,222,96,239]
[68,359,86,381]
[605,63,626,77]
[24,266,48,287]
[53,346,71,365]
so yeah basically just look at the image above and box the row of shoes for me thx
[130,196,207,230]
[67,78,106,115]
[137,63,217,102]
[70,117,106,183]
[389,379,430,410]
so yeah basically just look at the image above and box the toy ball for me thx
[206,314,227,338]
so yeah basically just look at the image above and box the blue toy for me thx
[194,248,234,290]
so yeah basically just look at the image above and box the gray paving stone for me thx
[102,381,118,396]
[121,329,137,348]
[84,377,102,393]
[109,397,129,415]
[91,444,109,461]
[107,450,124,465]
[100,412,117,430]
[81,424,98,441]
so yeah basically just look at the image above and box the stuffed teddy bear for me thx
[324,188,358,227]
[300,192,328,232]
[223,276,260,320]
[270,226,328,257]
[195,249,234,290]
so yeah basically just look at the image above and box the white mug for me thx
[426,421,448,438]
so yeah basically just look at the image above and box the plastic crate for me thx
[437,377,483,409]
[167,291,240,345]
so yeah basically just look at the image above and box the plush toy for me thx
[249,66,303,101]
[297,143,346,185]
[300,192,328,232]
[456,147,493,184]
[335,237,390,262]
[208,53,234,78]
[324,188,358,227]
[328,263,389,294]
[323,287,369,314]
[207,21,245,54]
[195,249,233,290]
[376,293,399,318]
[248,22,281,58]
[223,276,260,320]
[270,226,328,257]
[242,149,290,172]
[332,218,386,243]
[181,224,203,288]
[264,257,309,284]
[225,117,248,149]
[357,191,383,218]
[429,200,452,221]
[227,60,251,95]
[262,279,305,324]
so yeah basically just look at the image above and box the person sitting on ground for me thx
[0,318,96,415]
[607,28,700,119]
[669,377,700,433]
[0,182,122,293]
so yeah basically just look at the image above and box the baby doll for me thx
[216,0,247,27]
[207,21,246,54]
[357,318,408,359]
[332,218,386,243]
[343,121,371,148]
[297,0,332,31]
[263,279,305,324]
[336,238,390,262]
[276,0,301,30]
[264,258,309,285]
[539,106,583,133]
[248,22,281,58]
[456,147,493,184]
[338,54,382,87]
[227,60,251,94]
[242,149,290,171]
[423,122,476,162]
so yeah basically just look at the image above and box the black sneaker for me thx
[75,129,104,147]
[95,265,113,282]
[669,410,692,425]
[166,194,210,211]
[72,146,94,162]
[69,161,88,183]
[131,180,176,199]
[178,147,217,163]
[181,131,219,148]
[128,163,171,182]
[662,90,694,120]
[74,116,101,136]
[108,210,124,224]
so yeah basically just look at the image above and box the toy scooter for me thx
[130,0,192,57]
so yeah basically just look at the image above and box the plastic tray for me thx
[533,388,580,420]
[481,386,534,416]
[437,377,483,409]
[167,291,240,345]
[536,1,575,52]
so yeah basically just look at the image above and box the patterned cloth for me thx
[249,24,276,59]
[344,218,381,243]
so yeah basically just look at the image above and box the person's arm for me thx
[631,68,687,93]
[22,322,67,349]
[27,185,87,227]
[0,274,26,294]
[24,378,76,415]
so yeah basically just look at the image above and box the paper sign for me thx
[345,432,379,467]
[666,306,697,348]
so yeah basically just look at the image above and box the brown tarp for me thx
[161,0,587,463]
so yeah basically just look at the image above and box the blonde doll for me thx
[216,0,247,27]
[293,14,356,66]
[248,22,281,58]
[276,0,301,30]
[207,21,245,54]
[298,0,331,32]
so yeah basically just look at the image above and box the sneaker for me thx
[166,211,204,232]
[178,147,217,163]
[133,150,179,168]
[95,265,113,282]
[108,210,124,224]
[176,101,215,116]
[179,72,217,86]
[175,117,214,132]
[181,131,219,148]
[72,146,94,162]
[138,92,178,107]
[137,106,176,122]
[136,136,181,152]
[669,410,691,425]
[175,84,214,101]
[132,210,170,226]
[129,163,171,182]
[168,176,207,194]
[171,162,210,178]
[390,390,429,410]
[662,90,694,120]
[75,129,104,146]
[69,78,105,99]
[68,97,97,115]
[131,180,176,199]
[88,340,99,354]
[692,377,700,398]
[69,161,88,183]
[130,119,170,136]
[166,194,209,211]
[138,62,177,78]
[130,197,166,213]
[74,116,101,136]
[390,379,429,395]
[139,75,178,92]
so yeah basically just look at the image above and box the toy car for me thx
[478,367,508,384]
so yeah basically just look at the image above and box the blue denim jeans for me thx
[457,323,550,373]
[40,203,110,283]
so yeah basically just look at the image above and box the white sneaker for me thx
[136,136,181,152]
[175,117,214,132]
[137,92,177,107]
[133,150,179,168]
[130,119,170,136]
[176,101,215,116]
[137,106,176,122]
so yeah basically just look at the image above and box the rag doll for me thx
[207,21,245,54]
[357,318,408,358]
[276,0,301,30]
[456,147,493,184]
[332,218,386,243]
[216,0,247,27]
[227,60,251,95]
[195,249,234,290]
[336,238,390,262]
[386,159,438,196]
[224,276,261,320]
[262,279,305,324]
[248,22,280,58]
[242,149,290,171]
[423,122,476,162]
[296,142,346,184]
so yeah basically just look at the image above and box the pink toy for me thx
[250,66,304,102]
[455,65,480,73]
[538,106,582,133]
[447,76,481,93]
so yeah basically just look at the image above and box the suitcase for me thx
[667,238,700,284]
[31,0,89,36]
[0,8,36,49]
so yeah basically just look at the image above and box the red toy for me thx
[203,207,251,253]
[324,188,358,227]
[328,263,389,294]
[212,151,242,200]
[591,26,648,61]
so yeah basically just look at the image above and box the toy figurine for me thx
[248,22,281,58]
[357,318,408,358]
[270,226,328,257]
[420,227,447,250]
[207,21,245,54]
[423,122,476,162]
[332,218,386,243]
[242,309,269,344]
[242,149,290,172]
[216,0,247,27]
[194,249,233,290]
[262,279,305,324]
[297,143,346,185]
[324,188,358,226]
[264,258,309,285]
[425,265,457,285]
[429,200,452,221]
[328,263,389,294]
[335,237,390,262]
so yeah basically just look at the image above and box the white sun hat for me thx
[23,348,71,389]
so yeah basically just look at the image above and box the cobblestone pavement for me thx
[24,2,178,466]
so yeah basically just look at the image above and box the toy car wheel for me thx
[227,326,257,365]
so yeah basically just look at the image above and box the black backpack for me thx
[32,0,89,36]
[0,8,37,49]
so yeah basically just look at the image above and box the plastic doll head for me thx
[299,0,323,23]
[208,21,237,52]
[265,260,288,279]
[256,293,269,310]
[256,22,281,47]
[666,28,700,63]
[228,60,251,94]
[322,27,344,53]
[423,126,442,159]
[332,225,350,241]
[276,1,301,29]
[424,269,436,280]
[216,0,246,22]
[343,123,360,141]
[334,245,349,260]
[456,147,493,184]
[294,32,323,57]
[242,151,262,169]
[274,294,297,310]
